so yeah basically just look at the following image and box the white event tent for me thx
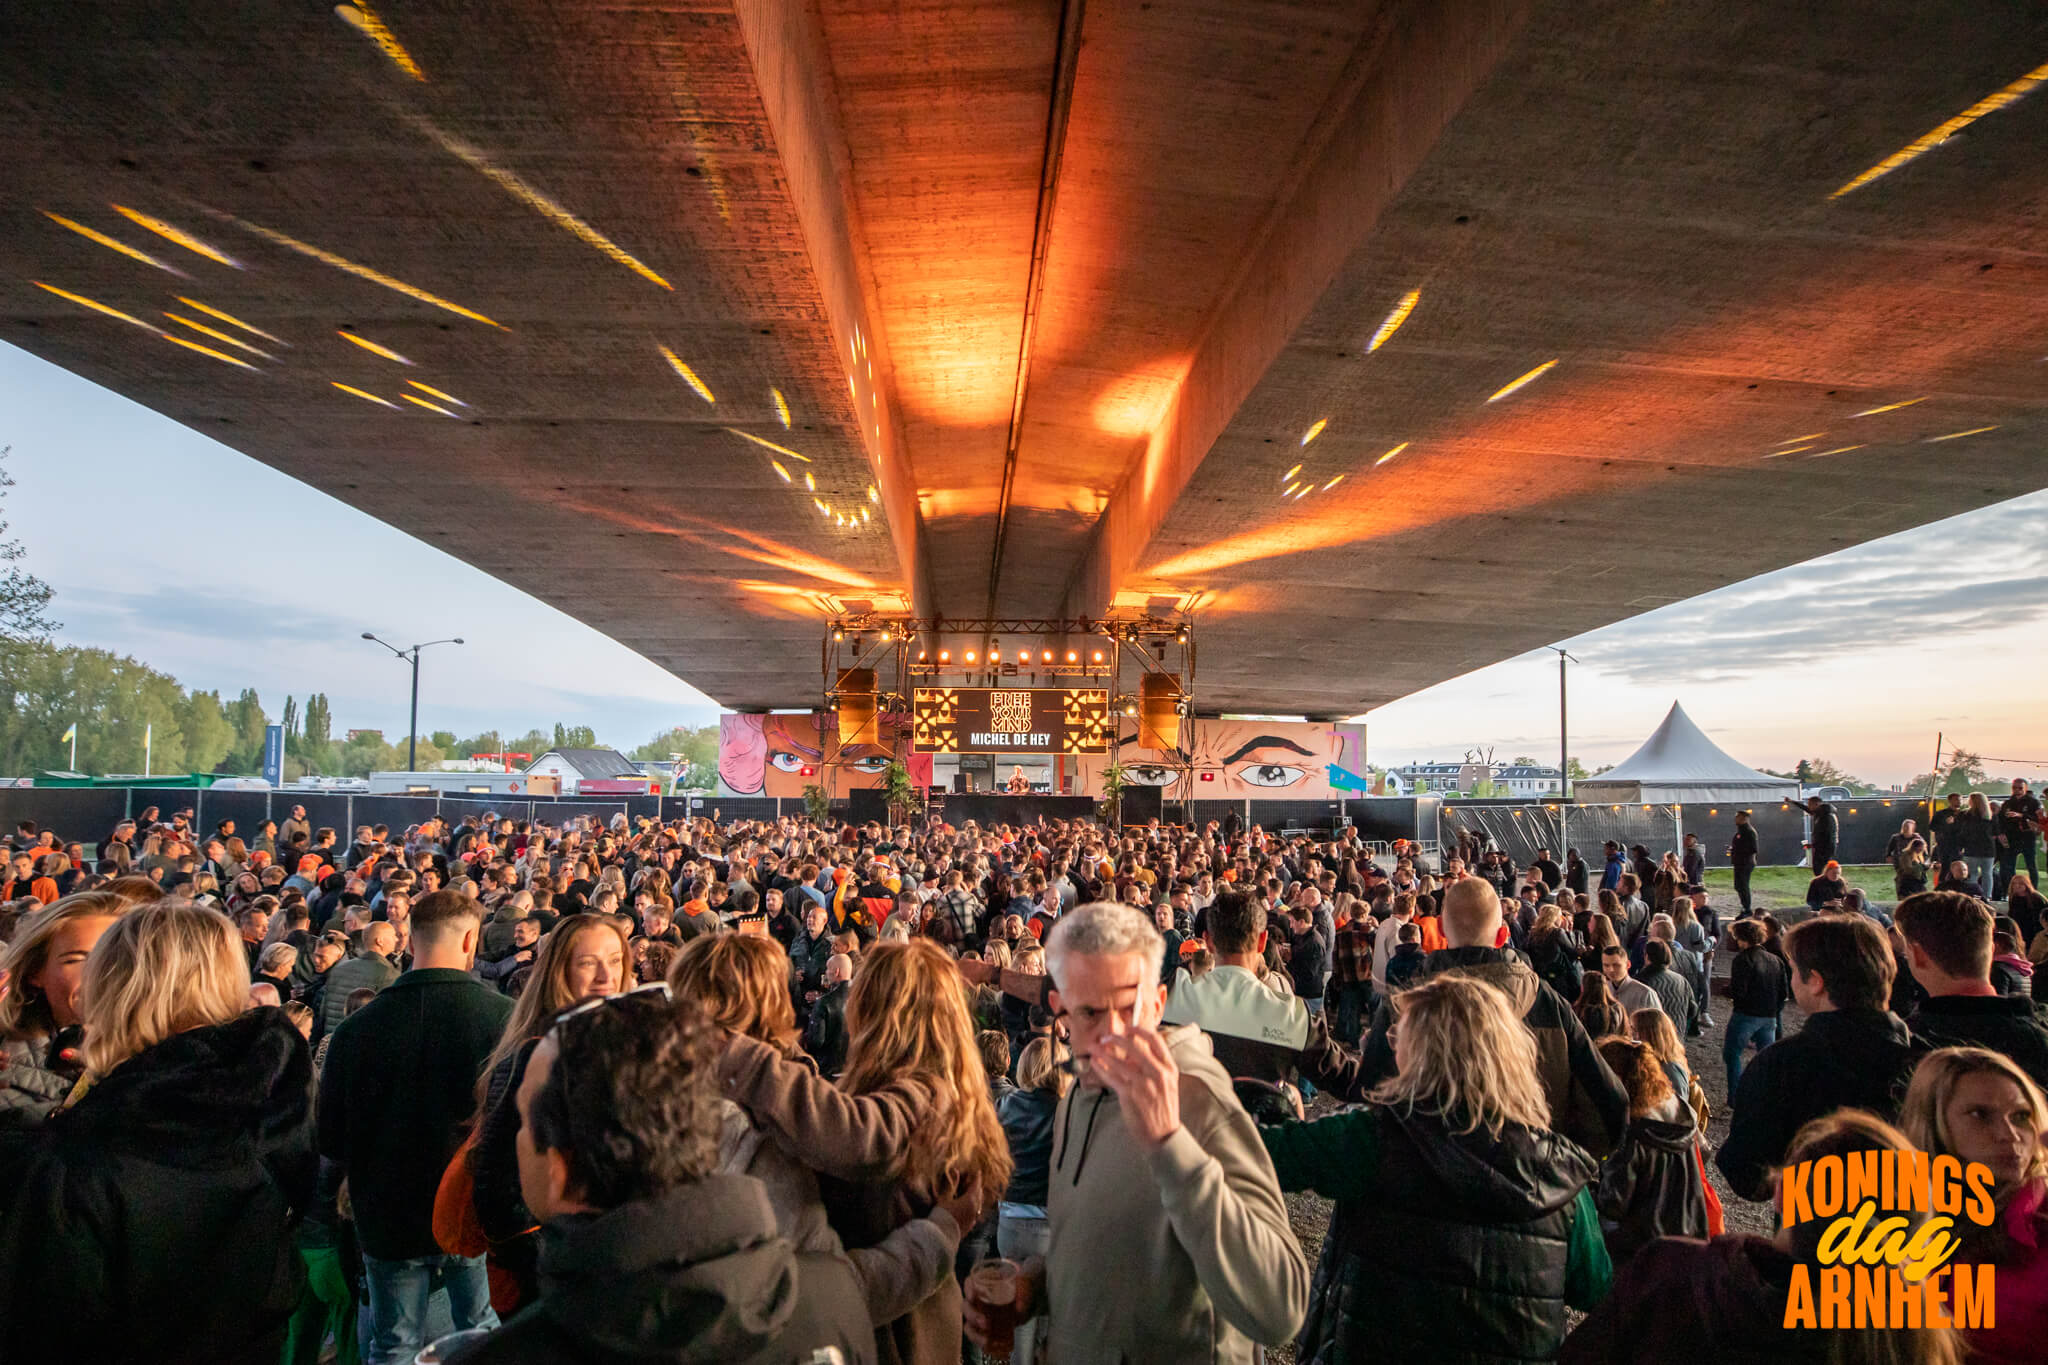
[1574,702,1800,805]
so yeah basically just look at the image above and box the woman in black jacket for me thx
[0,891,127,1131]
[1591,1037,1707,1265]
[0,901,315,1365]
[1261,972,1609,1363]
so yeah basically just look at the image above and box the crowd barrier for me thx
[0,785,1929,872]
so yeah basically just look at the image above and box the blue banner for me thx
[263,724,285,787]
[1327,763,1371,792]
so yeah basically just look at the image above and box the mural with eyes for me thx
[1075,718,1365,799]
[717,713,929,797]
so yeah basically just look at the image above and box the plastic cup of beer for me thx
[966,1256,1023,1360]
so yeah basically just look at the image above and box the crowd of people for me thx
[0,802,2042,1363]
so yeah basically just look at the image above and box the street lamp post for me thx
[361,633,464,771]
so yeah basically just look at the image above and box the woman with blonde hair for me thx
[1564,1109,1966,1365]
[1261,972,1608,1362]
[466,913,630,1306]
[1901,1046,2048,1364]
[0,900,314,1364]
[721,937,1012,1365]
[0,891,129,1126]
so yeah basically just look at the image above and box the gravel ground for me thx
[1270,959,1811,1360]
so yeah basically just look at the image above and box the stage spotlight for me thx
[1041,649,1053,663]
[880,629,891,642]
[1176,626,1188,643]
[832,625,844,641]
[991,646,1001,661]
[938,649,951,663]
[965,650,977,664]
[1066,650,1077,663]
[1091,649,1104,663]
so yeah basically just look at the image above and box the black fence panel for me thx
[0,788,129,845]
[195,790,272,838]
[684,797,779,823]
[1446,797,1940,871]
[1344,798,1434,847]
[127,787,205,823]
[286,794,357,840]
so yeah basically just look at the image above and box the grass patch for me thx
[1701,863,1897,912]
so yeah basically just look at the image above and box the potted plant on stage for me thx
[1097,762,1129,829]
[802,782,830,826]
[882,759,924,826]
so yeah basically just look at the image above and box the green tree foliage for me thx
[430,730,457,751]
[219,688,269,773]
[1763,757,1873,796]
[0,644,238,776]
[629,724,718,786]
[1566,757,1592,781]
[0,448,58,646]
[296,693,336,774]
[552,723,598,750]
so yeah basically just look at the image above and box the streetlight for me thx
[361,633,464,771]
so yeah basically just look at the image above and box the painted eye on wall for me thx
[1237,764,1307,788]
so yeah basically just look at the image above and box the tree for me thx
[0,644,217,776]
[430,730,457,752]
[177,689,234,773]
[0,447,58,645]
[552,723,597,750]
[1566,757,1592,781]
[298,693,335,774]
[1510,756,1539,768]
[220,688,268,773]
[508,728,551,757]
[630,723,718,787]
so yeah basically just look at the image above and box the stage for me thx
[845,789,1100,826]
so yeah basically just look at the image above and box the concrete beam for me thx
[731,0,930,613]
[1061,0,1529,618]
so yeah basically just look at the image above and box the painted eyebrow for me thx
[1222,736,1316,765]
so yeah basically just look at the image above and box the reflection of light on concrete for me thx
[43,212,180,274]
[164,312,271,359]
[33,281,160,333]
[332,381,399,408]
[179,297,287,346]
[861,507,871,524]
[1282,464,1302,482]
[1924,426,1998,443]
[408,379,465,406]
[334,2,426,80]
[1806,444,1866,458]
[1832,61,2048,198]
[772,388,791,428]
[804,471,817,491]
[770,460,792,482]
[1486,359,1558,403]
[1852,397,1924,417]
[412,117,671,290]
[402,393,460,417]
[867,485,879,504]
[1282,482,1302,497]
[112,206,241,268]
[659,346,714,402]
[1761,444,1814,458]
[1368,288,1421,352]
[164,334,256,369]
[1300,419,1328,445]
[1323,474,1345,490]
[814,498,830,516]
[212,211,504,327]
[339,331,413,365]
[1777,431,1825,445]
[1374,442,1410,466]
[723,428,812,462]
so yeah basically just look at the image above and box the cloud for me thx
[1567,491,2048,684]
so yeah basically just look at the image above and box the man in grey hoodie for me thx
[966,902,1307,1364]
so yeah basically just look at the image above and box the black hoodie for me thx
[0,1008,315,1365]
[448,1175,875,1365]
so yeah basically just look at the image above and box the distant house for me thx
[1387,761,1496,797]
[523,747,643,795]
[1494,764,1564,796]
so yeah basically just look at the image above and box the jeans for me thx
[1967,856,1995,899]
[1997,842,2039,900]
[363,1253,498,1365]
[1332,983,1371,1045]
[1723,1012,1778,1093]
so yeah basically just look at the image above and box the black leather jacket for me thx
[1595,1102,1709,1263]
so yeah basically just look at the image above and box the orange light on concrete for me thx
[1806,444,1867,458]
[163,334,256,369]
[1486,359,1558,403]
[212,211,504,327]
[1368,288,1421,351]
[1375,442,1410,466]
[402,393,461,418]
[332,381,399,408]
[43,211,179,274]
[338,331,413,365]
[770,460,793,483]
[772,388,792,428]
[724,429,811,462]
[334,1,426,80]
[33,281,160,333]
[1300,419,1328,445]
[1924,426,1998,443]
[407,379,465,406]
[1282,464,1302,482]
[163,312,271,359]
[112,206,242,268]
[1832,60,2048,198]
[179,297,287,346]
[660,346,714,402]
[1777,432,1825,445]
[1852,397,1924,417]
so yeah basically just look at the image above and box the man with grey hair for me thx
[966,902,1307,1363]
